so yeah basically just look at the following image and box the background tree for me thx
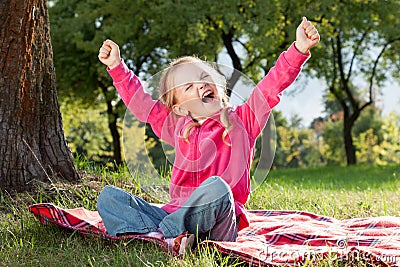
[49,0,169,166]
[0,0,79,191]
[308,0,400,165]
[60,101,113,164]
[375,112,400,165]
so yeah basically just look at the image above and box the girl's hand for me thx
[295,17,320,54]
[98,39,121,69]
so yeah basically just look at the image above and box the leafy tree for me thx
[277,126,302,167]
[274,124,326,168]
[322,119,346,166]
[353,105,383,142]
[301,128,326,168]
[353,110,400,165]
[355,129,379,165]
[377,112,400,165]
[60,100,113,165]
[152,1,311,90]
[49,0,169,166]
[307,0,400,165]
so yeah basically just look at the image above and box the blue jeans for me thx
[97,176,238,241]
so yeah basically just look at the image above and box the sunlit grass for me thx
[249,165,400,219]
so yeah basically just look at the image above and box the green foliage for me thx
[355,128,380,164]
[276,125,303,168]
[274,126,325,168]
[355,111,400,165]
[61,100,113,165]
[50,0,100,100]
[353,106,383,140]
[50,0,172,164]
[378,112,400,165]
[270,109,399,168]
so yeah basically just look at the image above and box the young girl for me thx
[97,17,319,256]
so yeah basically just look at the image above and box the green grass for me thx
[250,165,400,219]
[0,164,399,266]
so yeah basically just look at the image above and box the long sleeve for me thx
[236,42,310,140]
[107,61,176,146]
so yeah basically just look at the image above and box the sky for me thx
[227,66,400,128]
[275,76,400,127]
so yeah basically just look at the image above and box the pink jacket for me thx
[108,43,309,230]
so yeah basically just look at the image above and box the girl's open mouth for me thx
[201,91,215,103]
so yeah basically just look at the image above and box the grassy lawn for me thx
[250,165,400,219]
[0,164,399,266]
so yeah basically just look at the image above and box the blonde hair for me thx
[159,56,232,145]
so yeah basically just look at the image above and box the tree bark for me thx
[99,83,123,166]
[258,117,274,169]
[0,0,80,191]
[343,112,357,165]
[106,98,122,166]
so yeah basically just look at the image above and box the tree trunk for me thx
[343,111,357,165]
[258,117,275,169]
[100,85,123,166]
[0,0,80,191]
[106,99,122,166]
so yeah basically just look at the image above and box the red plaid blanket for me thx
[28,203,400,266]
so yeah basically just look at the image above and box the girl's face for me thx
[171,63,223,121]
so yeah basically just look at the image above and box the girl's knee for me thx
[98,185,117,198]
[203,176,230,190]
[201,176,233,201]
[97,185,123,210]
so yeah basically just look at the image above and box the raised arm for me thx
[98,40,176,146]
[236,17,320,140]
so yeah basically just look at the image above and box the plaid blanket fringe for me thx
[28,203,400,266]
